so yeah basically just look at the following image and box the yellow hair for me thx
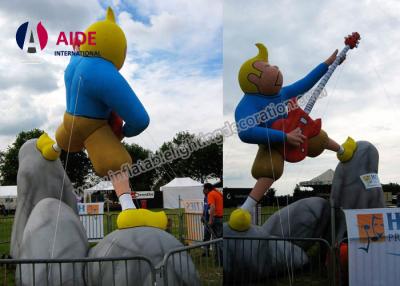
[238,43,268,93]
[80,7,127,70]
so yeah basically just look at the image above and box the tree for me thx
[265,188,276,201]
[60,150,93,188]
[0,129,92,188]
[156,132,222,183]
[123,142,158,192]
[383,183,400,195]
[0,129,43,185]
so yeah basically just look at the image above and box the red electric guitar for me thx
[271,32,360,163]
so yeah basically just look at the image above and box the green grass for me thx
[189,248,223,286]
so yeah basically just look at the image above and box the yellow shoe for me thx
[117,209,168,230]
[337,136,357,163]
[228,208,251,232]
[36,133,60,161]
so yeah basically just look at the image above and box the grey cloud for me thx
[0,63,59,94]
[0,0,103,31]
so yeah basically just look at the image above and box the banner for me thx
[344,208,400,286]
[182,199,204,214]
[78,202,104,242]
[182,199,204,244]
[131,191,154,199]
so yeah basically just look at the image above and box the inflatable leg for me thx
[337,136,357,162]
[228,208,251,232]
[36,133,60,161]
[117,209,168,230]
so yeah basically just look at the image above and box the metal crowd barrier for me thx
[224,236,333,286]
[0,239,223,286]
[161,239,223,286]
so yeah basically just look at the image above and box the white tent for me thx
[83,181,113,203]
[299,169,335,186]
[0,186,18,210]
[160,178,203,209]
[86,181,114,194]
[0,186,17,198]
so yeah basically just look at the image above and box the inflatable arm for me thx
[101,70,150,138]
[282,62,328,100]
[235,101,286,144]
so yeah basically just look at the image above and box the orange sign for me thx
[87,204,99,214]
[357,213,385,243]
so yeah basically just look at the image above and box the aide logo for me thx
[16,21,48,53]
[16,21,98,57]
[357,213,385,253]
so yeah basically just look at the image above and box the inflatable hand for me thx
[108,111,124,140]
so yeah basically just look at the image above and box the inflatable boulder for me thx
[262,197,331,249]
[16,198,88,286]
[331,141,385,241]
[223,223,308,283]
[10,139,78,258]
[87,227,200,286]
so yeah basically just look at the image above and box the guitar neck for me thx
[304,45,350,114]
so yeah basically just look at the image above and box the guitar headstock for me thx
[345,32,361,49]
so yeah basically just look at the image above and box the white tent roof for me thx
[300,169,335,186]
[160,177,203,190]
[84,181,114,196]
[87,181,114,191]
[160,178,203,209]
[0,186,17,198]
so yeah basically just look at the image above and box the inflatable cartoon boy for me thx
[36,7,167,230]
[228,43,357,231]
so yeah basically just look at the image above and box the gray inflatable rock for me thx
[262,197,331,249]
[16,198,88,286]
[223,223,308,281]
[331,141,385,241]
[87,227,200,286]
[11,139,78,258]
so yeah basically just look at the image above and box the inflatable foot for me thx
[228,208,251,232]
[117,209,168,230]
[337,136,357,163]
[36,133,60,161]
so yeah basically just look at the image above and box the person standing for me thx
[203,183,223,238]
[203,183,223,264]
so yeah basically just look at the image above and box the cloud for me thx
[121,58,222,151]
[224,0,400,194]
[0,90,47,136]
[117,0,222,68]
[0,0,222,158]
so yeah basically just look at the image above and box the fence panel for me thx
[182,213,205,243]
[0,256,156,286]
[166,213,182,242]
[161,239,223,286]
[224,236,333,286]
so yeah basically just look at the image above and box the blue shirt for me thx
[64,56,149,137]
[235,62,328,144]
[203,196,209,221]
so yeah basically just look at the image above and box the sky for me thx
[1,0,399,195]
[223,0,400,195]
[0,0,222,155]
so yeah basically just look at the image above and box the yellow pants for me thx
[251,130,329,180]
[56,113,132,177]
